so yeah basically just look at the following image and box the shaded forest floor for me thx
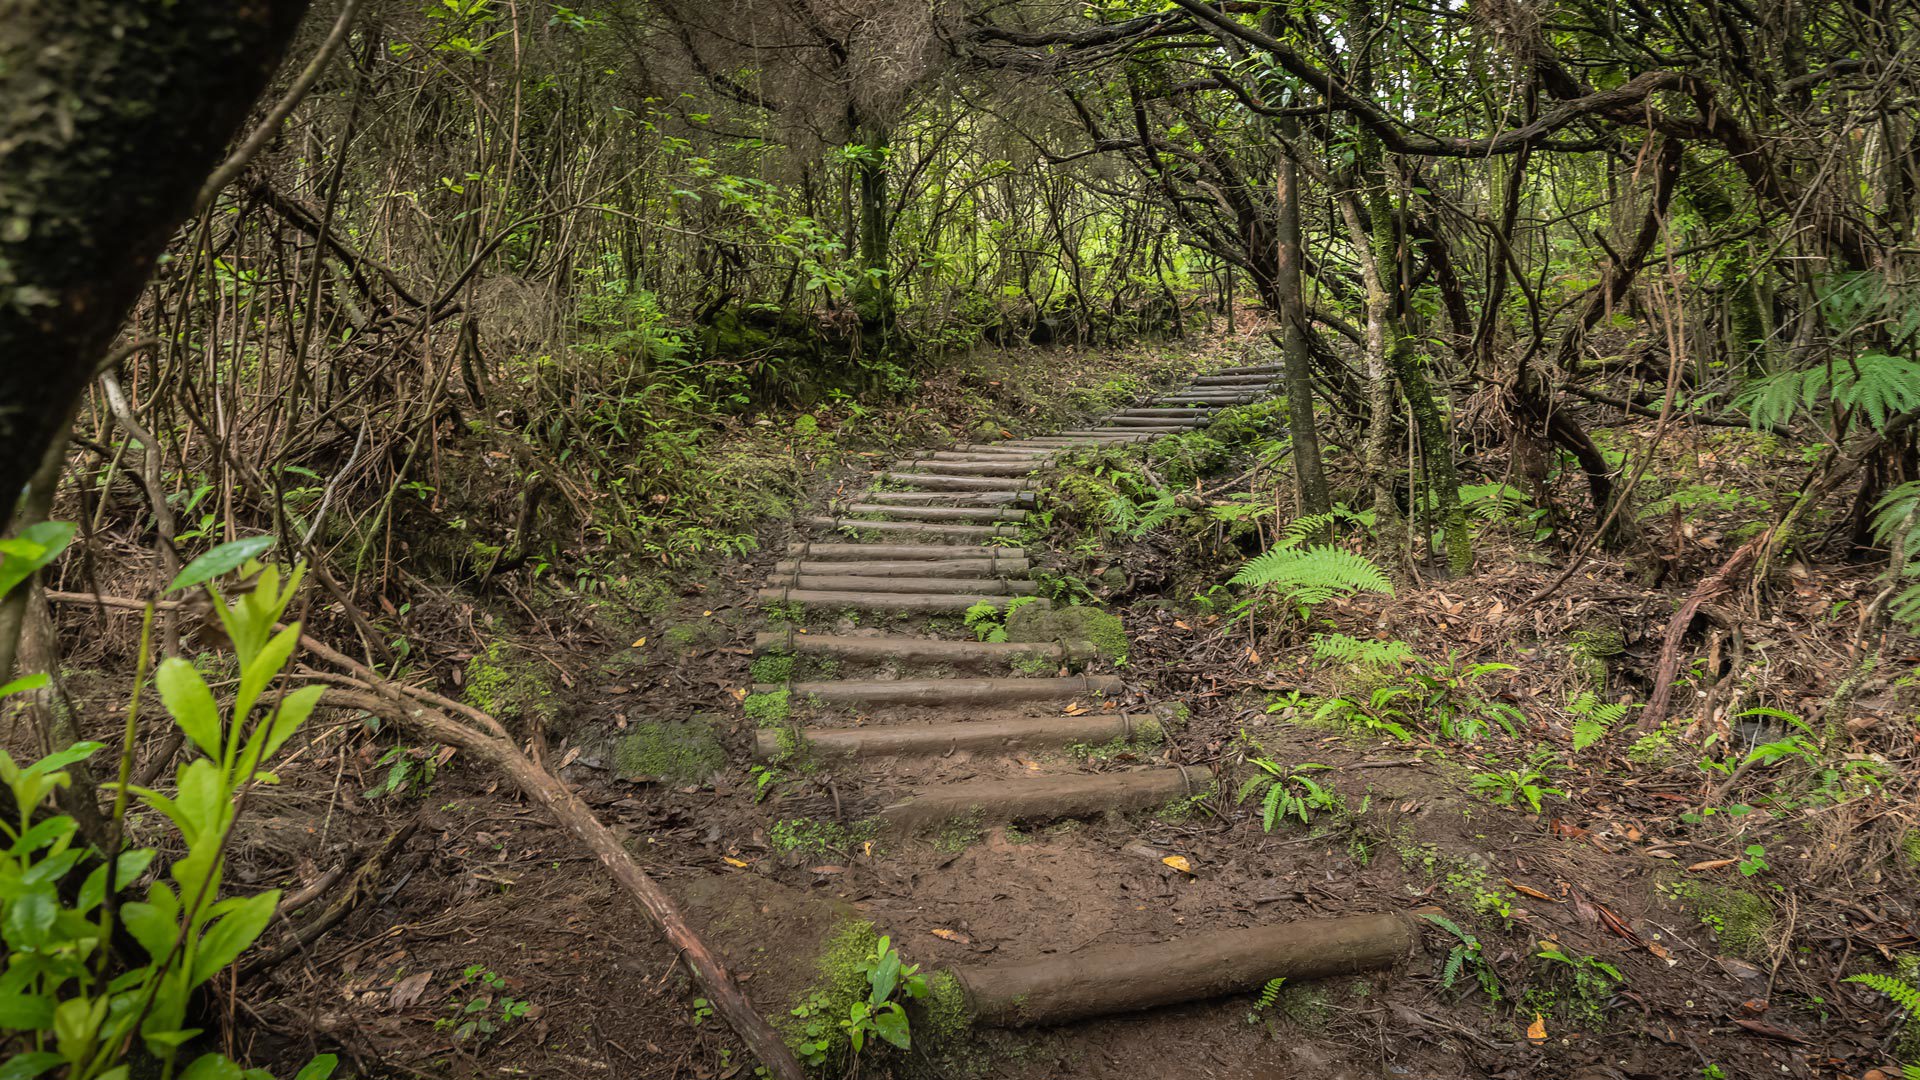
[46,328,1920,1080]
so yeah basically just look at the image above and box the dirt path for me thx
[703,364,1418,1075]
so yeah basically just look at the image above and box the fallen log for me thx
[947,911,1414,1026]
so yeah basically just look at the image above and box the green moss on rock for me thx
[611,720,725,782]
[1005,603,1128,666]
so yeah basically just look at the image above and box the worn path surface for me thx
[720,362,1415,1070]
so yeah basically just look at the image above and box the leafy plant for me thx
[0,536,337,1080]
[1235,759,1338,831]
[1310,633,1415,668]
[963,594,1042,642]
[1470,759,1566,813]
[1568,692,1635,753]
[436,964,532,1043]
[1741,350,1920,433]
[1244,976,1286,1024]
[1422,913,1500,1001]
[839,935,928,1055]
[1230,523,1393,616]
[365,744,444,798]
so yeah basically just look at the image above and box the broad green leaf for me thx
[156,658,223,760]
[0,673,50,699]
[23,741,103,778]
[178,1053,244,1080]
[167,536,274,593]
[79,848,158,912]
[190,889,279,986]
[872,1004,911,1050]
[0,1049,66,1080]
[2,889,57,949]
[120,900,179,964]
[0,522,76,599]
[292,1055,339,1080]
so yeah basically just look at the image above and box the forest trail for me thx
[730,362,1413,1069]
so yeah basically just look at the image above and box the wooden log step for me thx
[1061,427,1188,436]
[837,504,1027,523]
[883,473,1036,492]
[766,674,1122,707]
[1156,396,1257,405]
[902,451,1052,465]
[877,767,1193,831]
[909,445,1053,458]
[898,460,1043,476]
[764,574,1039,596]
[1207,362,1284,376]
[786,541,1025,560]
[756,588,1046,612]
[1116,407,1219,417]
[861,490,1033,507]
[1192,375,1282,387]
[752,712,1156,760]
[1103,415,1209,428]
[753,631,1093,666]
[949,911,1415,1027]
[805,517,1018,538]
[772,557,1030,577]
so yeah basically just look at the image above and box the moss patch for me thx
[1669,879,1775,959]
[914,969,975,1046]
[1005,603,1128,665]
[463,640,558,730]
[750,652,796,684]
[744,689,792,726]
[611,719,725,782]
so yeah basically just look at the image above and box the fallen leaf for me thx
[1647,941,1675,963]
[723,857,749,869]
[632,637,647,648]
[1162,855,1193,874]
[1526,1013,1547,1044]
[1173,619,1191,630]
[930,928,972,944]
[1504,878,1559,902]
[558,746,581,769]
[1687,859,1738,872]
[730,688,748,701]
[388,971,433,1010]
[1063,702,1088,715]
[1732,1018,1808,1044]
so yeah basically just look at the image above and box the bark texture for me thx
[0,0,310,506]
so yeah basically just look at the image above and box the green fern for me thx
[1568,691,1636,752]
[1847,972,1920,1014]
[1457,482,1531,522]
[1311,633,1415,669]
[1740,351,1920,432]
[1230,544,1393,608]
[1254,977,1285,1011]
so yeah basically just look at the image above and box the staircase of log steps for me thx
[751,364,1416,1030]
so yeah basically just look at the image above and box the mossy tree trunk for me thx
[0,0,310,514]
[851,118,897,346]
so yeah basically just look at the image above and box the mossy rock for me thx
[1004,603,1127,665]
[610,718,726,783]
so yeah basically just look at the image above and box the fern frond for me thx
[1261,782,1284,832]
[1254,977,1285,1010]
[1275,512,1338,550]
[1311,633,1416,668]
[1846,972,1920,1014]
[1231,544,1394,606]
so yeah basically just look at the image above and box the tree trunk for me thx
[1274,126,1332,527]
[0,0,311,512]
